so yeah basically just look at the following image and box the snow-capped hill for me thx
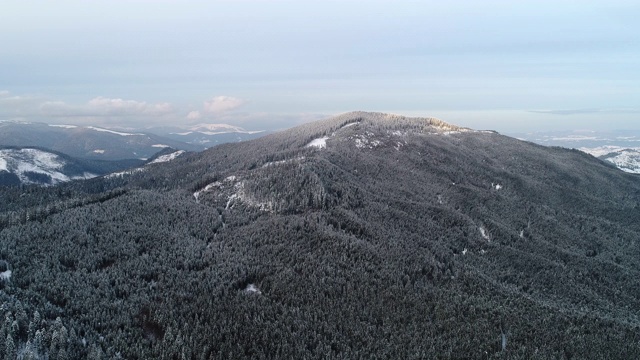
[580,146,640,174]
[0,148,97,186]
[148,150,186,164]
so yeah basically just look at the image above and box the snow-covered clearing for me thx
[479,226,490,241]
[244,284,261,294]
[306,137,329,149]
[149,150,185,164]
[340,122,359,129]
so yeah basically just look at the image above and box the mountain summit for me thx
[1,112,639,359]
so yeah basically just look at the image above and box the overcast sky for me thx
[1,0,638,132]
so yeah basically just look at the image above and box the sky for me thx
[1,0,639,133]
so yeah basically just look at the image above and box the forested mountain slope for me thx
[1,112,639,359]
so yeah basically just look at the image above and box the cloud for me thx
[186,110,201,120]
[0,91,9,97]
[86,97,173,116]
[203,96,245,114]
[27,96,179,128]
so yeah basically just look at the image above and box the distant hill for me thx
[0,121,204,160]
[511,129,640,173]
[145,123,269,148]
[0,146,144,186]
[1,112,639,359]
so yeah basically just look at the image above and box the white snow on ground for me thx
[149,150,185,164]
[193,175,237,202]
[306,137,329,149]
[93,149,105,154]
[353,133,382,149]
[0,148,94,185]
[604,151,640,174]
[87,126,143,136]
[0,270,11,282]
[244,284,261,294]
[492,183,503,190]
[340,122,359,129]
[173,131,193,136]
[49,124,77,129]
[152,144,170,148]
[193,175,274,212]
[479,226,490,241]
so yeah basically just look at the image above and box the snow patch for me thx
[462,248,468,255]
[479,226,490,241]
[87,126,143,136]
[492,183,503,190]
[149,150,185,164]
[339,122,360,130]
[244,283,261,294]
[93,149,105,154]
[152,144,170,148]
[0,270,11,282]
[0,158,7,172]
[49,124,77,129]
[306,137,329,149]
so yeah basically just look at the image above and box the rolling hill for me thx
[0,121,204,161]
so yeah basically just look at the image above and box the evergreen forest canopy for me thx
[1,111,639,359]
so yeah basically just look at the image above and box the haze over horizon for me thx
[1,0,638,133]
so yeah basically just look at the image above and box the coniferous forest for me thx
[1,112,640,359]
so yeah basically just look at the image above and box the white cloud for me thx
[86,97,173,116]
[203,96,244,114]
[0,91,9,97]
[187,110,201,120]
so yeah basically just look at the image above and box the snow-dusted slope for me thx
[0,148,97,185]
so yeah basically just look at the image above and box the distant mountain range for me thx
[143,123,269,147]
[0,121,204,161]
[0,120,270,160]
[511,129,640,174]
